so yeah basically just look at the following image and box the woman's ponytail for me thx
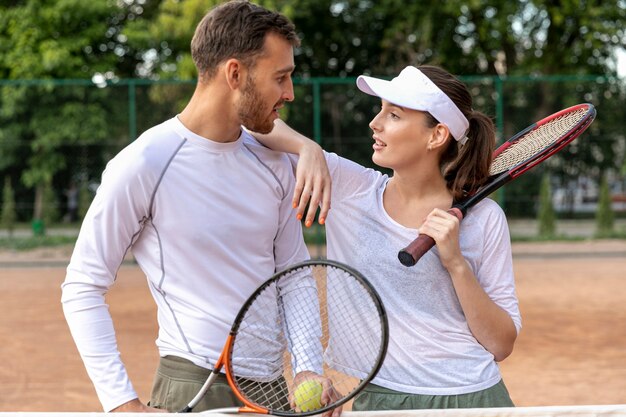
[443,111,496,201]
[418,65,496,201]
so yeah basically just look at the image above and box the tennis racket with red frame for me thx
[398,103,597,267]
[180,259,388,415]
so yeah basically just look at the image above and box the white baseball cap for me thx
[356,66,470,144]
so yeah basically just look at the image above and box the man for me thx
[62,1,315,412]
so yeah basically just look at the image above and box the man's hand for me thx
[293,141,331,228]
[110,398,162,413]
[291,371,342,417]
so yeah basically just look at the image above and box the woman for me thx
[254,65,521,409]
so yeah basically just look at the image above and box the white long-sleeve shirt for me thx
[323,152,521,395]
[61,117,309,411]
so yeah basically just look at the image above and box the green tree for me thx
[537,173,556,238]
[41,180,59,229]
[1,177,17,237]
[595,173,614,238]
[123,0,625,78]
[123,0,624,163]
[0,0,142,222]
[2,0,622,225]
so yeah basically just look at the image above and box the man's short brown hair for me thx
[191,0,300,80]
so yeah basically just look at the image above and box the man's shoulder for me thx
[135,118,184,150]
[241,131,292,165]
[110,118,185,173]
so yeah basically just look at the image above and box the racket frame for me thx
[181,259,389,416]
[398,103,597,267]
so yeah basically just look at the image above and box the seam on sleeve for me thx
[243,143,286,199]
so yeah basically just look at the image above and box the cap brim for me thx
[356,75,428,111]
[356,75,383,97]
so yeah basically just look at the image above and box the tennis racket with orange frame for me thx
[180,259,388,415]
[398,103,597,267]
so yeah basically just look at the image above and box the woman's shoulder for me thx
[326,152,386,182]
[326,152,387,198]
[468,198,507,221]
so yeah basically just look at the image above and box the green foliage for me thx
[0,234,77,251]
[42,181,59,227]
[78,181,93,221]
[303,222,326,245]
[0,0,119,79]
[595,173,614,238]
[120,0,624,184]
[123,0,624,79]
[501,171,543,218]
[537,173,556,238]
[0,0,124,221]
[123,0,216,80]
[1,177,17,236]
[0,0,625,233]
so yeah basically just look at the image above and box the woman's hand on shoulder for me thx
[293,141,331,228]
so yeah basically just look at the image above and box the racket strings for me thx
[489,108,588,176]
[235,376,291,411]
[228,264,385,414]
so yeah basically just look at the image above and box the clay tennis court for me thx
[1,240,625,412]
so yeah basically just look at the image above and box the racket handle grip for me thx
[398,207,464,267]
[398,235,435,267]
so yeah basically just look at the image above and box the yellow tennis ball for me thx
[294,380,323,412]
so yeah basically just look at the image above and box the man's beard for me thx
[238,76,279,134]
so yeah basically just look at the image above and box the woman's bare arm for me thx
[250,120,331,227]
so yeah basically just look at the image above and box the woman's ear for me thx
[428,123,452,150]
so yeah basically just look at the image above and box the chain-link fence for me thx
[0,75,624,229]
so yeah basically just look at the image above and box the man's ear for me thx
[223,58,245,90]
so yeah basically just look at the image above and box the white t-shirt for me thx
[61,117,310,411]
[323,152,521,395]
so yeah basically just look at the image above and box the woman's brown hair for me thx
[418,65,496,201]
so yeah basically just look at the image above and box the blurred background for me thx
[0,0,625,245]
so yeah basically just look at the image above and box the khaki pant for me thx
[352,379,514,411]
[150,355,290,412]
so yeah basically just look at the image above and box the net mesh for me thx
[489,107,589,176]
[228,262,386,415]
